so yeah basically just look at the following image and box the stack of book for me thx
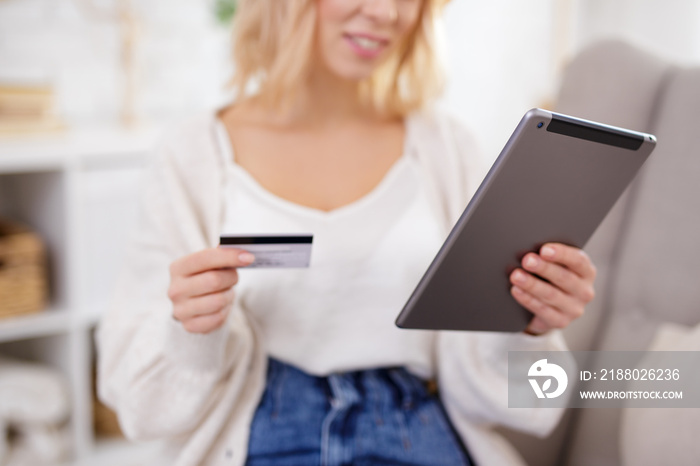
[0,84,64,136]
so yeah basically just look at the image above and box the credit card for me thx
[219,233,313,268]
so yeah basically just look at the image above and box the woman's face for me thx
[316,0,424,81]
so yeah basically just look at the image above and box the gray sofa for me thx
[501,39,700,466]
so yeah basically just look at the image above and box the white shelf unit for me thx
[0,124,161,464]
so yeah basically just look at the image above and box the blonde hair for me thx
[230,0,448,117]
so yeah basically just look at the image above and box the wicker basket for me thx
[91,358,124,438]
[0,219,48,318]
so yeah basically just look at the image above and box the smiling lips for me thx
[344,33,389,58]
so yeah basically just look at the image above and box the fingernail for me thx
[541,245,556,258]
[239,252,255,264]
[526,324,546,336]
[524,255,539,269]
[513,270,527,284]
[512,286,524,296]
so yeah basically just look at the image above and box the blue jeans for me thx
[245,358,474,466]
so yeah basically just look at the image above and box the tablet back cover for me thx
[395,108,656,332]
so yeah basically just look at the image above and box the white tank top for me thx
[215,120,446,378]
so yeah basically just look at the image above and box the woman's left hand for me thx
[509,242,597,335]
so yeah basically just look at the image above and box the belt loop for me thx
[387,368,420,410]
[327,372,361,408]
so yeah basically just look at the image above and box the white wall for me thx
[571,0,700,66]
[438,0,560,160]
[439,0,700,160]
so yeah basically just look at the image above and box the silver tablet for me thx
[395,108,656,332]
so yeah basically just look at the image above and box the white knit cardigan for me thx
[96,107,567,466]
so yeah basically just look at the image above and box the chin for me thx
[328,60,380,82]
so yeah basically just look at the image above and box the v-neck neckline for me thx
[214,116,414,221]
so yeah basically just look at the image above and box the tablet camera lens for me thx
[537,122,544,129]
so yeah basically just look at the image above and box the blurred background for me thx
[0,0,698,465]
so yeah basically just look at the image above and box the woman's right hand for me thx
[168,247,255,334]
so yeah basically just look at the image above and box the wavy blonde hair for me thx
[230,0,448,117]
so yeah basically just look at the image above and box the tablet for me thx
[395,108,656,332]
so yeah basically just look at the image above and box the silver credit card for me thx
[219,233,313,268]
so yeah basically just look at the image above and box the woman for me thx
[97,0,597,465]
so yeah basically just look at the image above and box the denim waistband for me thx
[266,358,430,411]
[249,358,474,466]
